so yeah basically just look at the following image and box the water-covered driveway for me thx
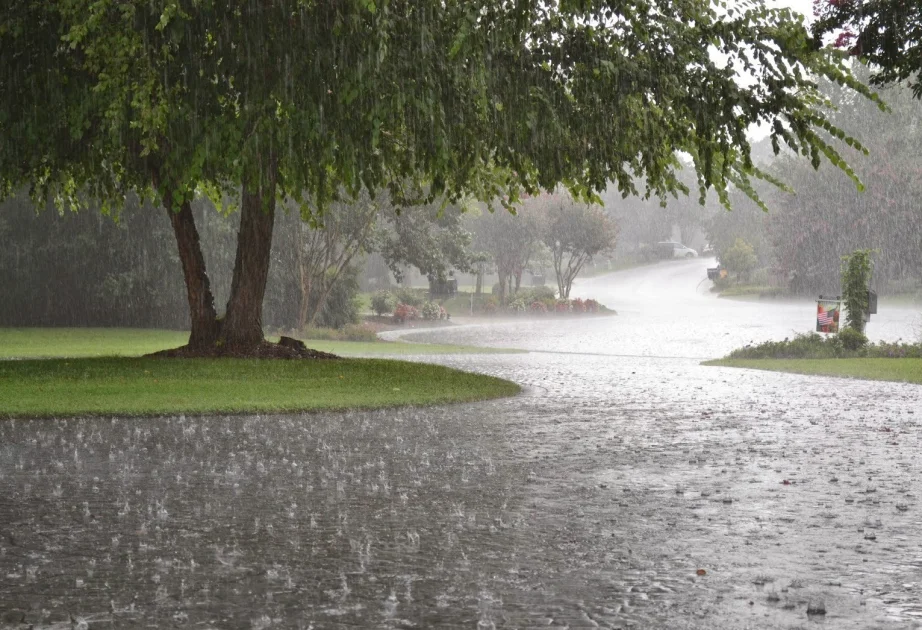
[2,260,921,628]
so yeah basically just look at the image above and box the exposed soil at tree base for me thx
[146,337,339,360]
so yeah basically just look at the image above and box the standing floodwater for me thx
[2,260,922,628]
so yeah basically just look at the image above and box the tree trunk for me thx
[222,167,277,350]
[296,219,311,331]
[164,198,220,349]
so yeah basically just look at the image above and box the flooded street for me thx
[400,257,921,359]
[3,260,922,628]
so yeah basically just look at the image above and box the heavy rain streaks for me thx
[0,260,919,628]
[3,0,922,628]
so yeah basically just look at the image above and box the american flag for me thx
[817,310,835,325]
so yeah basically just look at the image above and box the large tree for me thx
[813,0,922,98]
[2,0,877,355]
[765,70,922,294]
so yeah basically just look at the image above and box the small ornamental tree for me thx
[533,194,619,299]
[841,249,874,333]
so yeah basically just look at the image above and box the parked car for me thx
[656,241,698,259]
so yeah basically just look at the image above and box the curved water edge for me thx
[2,259,921,628]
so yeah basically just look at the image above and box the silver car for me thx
[657,241,698,258]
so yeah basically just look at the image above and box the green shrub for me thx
[712,274,732,291]
[395,287,426,307]
[371,290,397,316]
[312,264,361,329]
[868,341,922,359]
[726,331,921,360]
[420,301,443,320]
[508,296,527,313]
[722,238,758,280]
[728,332,842,359]
[838,327,868,352]
[516,286,556,302]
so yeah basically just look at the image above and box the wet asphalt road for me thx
[2,259,921,628]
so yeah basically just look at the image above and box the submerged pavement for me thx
[2,259,921,628]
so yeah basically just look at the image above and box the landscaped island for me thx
[705,332,922,386]
[0,328,521,418]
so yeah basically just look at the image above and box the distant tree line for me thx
[0,191,473,330]
[706,68,922,295]
[468,191,618,301]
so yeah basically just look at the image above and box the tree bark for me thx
[296,218,312,331]
[222,164,278,350]
[164,197,221,349]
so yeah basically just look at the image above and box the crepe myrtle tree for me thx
[470,203,543,304]
[534,194,618,299]
[2,0,879,356]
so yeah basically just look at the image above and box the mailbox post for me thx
[866,290,878,322]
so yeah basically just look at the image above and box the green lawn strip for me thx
[0,328,189,358]
[704,357,922,385]
[296,339,522,356]
[0,357,521,418]
[0,328,516,359]
[714,285,783,298]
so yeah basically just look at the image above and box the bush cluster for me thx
[727,331,922,360]
[420,301,448,321]
[370,290,397,317]
[480,290,609,316]
[394,287,428,307]
[392,303,419,324]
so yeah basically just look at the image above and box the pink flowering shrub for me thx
[393,303,419,324]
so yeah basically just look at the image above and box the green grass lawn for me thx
[0,327,190,358]
[0,327,513,359]
[705,357,922,385]
[0,328,522,418]
[713,284,783,298]
[0,357,521,418]
[303,339,521,355]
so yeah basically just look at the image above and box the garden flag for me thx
[816,299,840,334]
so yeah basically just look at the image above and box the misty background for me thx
[2,63,920,330]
